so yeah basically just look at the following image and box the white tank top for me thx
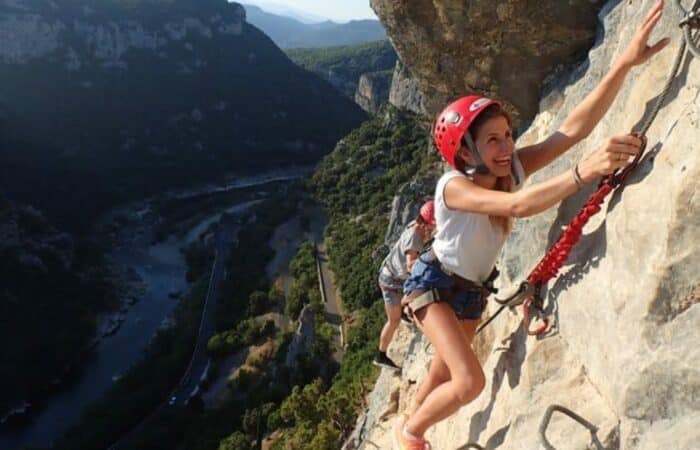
[432,154,526,283]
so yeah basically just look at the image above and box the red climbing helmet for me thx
[433,95,500,169]
[419,200,436,226]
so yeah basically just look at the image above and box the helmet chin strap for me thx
[462,134,490,175]
[463,133,521,184]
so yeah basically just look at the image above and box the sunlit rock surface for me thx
[348,1,699,448]
[371,0,605,122]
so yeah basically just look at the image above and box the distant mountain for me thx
[286,40,397,98]
[243,4,386,48]
[244,1,330,23]
[0,0,366,230]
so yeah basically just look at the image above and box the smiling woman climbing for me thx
[393,1,670,449]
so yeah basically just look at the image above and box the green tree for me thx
[249,290,269,316]
[280,379,326,425]
[218,431,253,450]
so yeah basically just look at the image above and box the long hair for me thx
[468,103,514,234]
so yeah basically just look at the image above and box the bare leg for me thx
[461,319,478,343]
[408,319,479,417]
[404,303,485,437]
[408,353,449,417]
[379,303,402,352]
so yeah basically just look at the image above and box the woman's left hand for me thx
[618,0,670,68]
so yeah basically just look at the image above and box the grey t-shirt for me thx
[380,221,425,282]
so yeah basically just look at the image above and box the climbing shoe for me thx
[392,415,432,450]
[373,351,401,372]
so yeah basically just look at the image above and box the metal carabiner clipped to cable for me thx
[522,283,550,336]
[679,1,700,28]
[493,280,535,307]
[476,281,534,334]
[523,296,550,336]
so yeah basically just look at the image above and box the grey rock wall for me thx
[383,173,438,247]
[371,0,605,122]
[355,70,392,114]
[388,60,426,115]
[349,1,700,449]
[0,1,246,66]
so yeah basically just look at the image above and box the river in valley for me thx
[0,167,310,450]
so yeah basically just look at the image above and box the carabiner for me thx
[679,8,700,29]
[493,280,534,307]
[523,297,550,336]
[476,280,533,335]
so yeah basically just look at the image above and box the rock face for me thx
[383,173,437,247]
[355,70,392,114]
[348,1,700,449]
[286,40,397,102]
[370,0,605,121]
[388,60,426,115]
[285,304,316,368]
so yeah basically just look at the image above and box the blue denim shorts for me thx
[403,258,486,321]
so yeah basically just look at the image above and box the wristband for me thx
[570,164,584,189]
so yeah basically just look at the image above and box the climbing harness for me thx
[403,250,497,321]
[478,0,700,336]
[539,405,599,450]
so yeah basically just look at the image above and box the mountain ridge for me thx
[0,0,365,230]
[243,4,386,48]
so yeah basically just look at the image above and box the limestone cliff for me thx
[388,60,426,115]
[0,0,365,229]
[348,1,699,449]
[370,0,605,122]
[355,70,393,114]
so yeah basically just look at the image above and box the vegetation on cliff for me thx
[0,197,118,414]
[83,107,438,450]
[0,0,365,231]
[286,40,396,98]
[50,185,304,450]
[263,106,439,448]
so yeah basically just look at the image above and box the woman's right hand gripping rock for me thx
[578,134,644,181]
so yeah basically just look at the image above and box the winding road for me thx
[315,242,345,361]
[110,217,238,449]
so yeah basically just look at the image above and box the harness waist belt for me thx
[404,250,487,313]
[421,249,483,289]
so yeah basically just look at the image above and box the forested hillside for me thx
[0,196,117,414]
[286,40,396,98]
[0,0,365,231]
[261,107,439,448]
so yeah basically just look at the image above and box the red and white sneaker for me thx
[392,416,432,450]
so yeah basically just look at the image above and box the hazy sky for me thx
[243,1,378,22]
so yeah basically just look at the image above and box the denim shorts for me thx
[403,258,486,321]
